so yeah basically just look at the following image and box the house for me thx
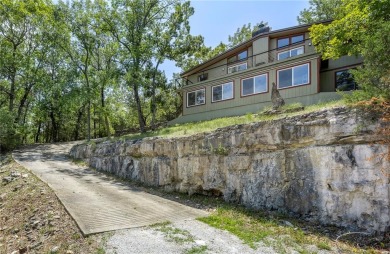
[169,22,362,124]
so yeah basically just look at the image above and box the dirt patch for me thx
[0,155,107,254]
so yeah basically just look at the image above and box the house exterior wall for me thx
[253,37,269,66]
[320,56,363,92]
[186,58,228,84]
[181,55,320,118]
[173,24,363,125]
[187,47,255,84]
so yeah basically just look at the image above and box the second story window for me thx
[277,34,304,48]
[228,50,247,64]
[228,62,247,74]
[198,73,208,82]
[278,46,304,60]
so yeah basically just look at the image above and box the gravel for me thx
[105,219,276,254]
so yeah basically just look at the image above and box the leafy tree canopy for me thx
[309,0,390,100]
[297,0,341,24]
[179,21,269,71]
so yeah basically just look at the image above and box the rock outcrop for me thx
[271,82,285,109]
[70,107,390,233]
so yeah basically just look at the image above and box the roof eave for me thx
[180,20,332,78]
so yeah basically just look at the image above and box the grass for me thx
[196,204,388,253]
[150,221,208,253]
[185,245,208,254]
[87,100,345,145]
[150,221,195,244]
[317,242,332,251]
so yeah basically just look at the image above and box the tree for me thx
[228,21,268,48]
[297,0,341,24]
[0,0,54,148]
[64,0,104,141]
[103,0,202,133]
[178,21,270,72]
[309,0,390,100]
[0,0,52,117]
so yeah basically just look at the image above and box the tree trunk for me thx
[15,84,33,123]
[150,61,161,131]
[35,122,41,143]
[93,104,96,139]
[45,121,50,143]
[50,110,58,142]
[132,81,146,133]
[101,86,111,138]
[9,44,17,113]
[74,106,84,141]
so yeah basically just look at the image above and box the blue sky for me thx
[163,0,310,79]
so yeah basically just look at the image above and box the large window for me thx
[278,46,304,60]
[228,62,247,74]
[335,69,357,91]
[212,82,233,102]
[242,74,268,96]
[228,50,247,63]
[187,89,205,107]
[278,63,309,89]
[277,34,304,48]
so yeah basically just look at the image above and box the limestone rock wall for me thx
[70,107,390,233]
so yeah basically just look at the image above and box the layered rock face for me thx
[70,107,390,233]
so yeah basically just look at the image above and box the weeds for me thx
[197,204,386,253]
[150,221,195,244]
[108,100,345,142]
[212,143,229,156]
[185,245,208,254]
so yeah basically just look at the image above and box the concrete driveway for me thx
[12,142,207,235]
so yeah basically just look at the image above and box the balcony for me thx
[177,39,316,87]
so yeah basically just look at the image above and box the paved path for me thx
[12,142,208,235]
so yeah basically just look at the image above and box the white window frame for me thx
[228,62,247,74]
[241,74,268,96]
[212,82,234,102]
[186,88,205,107]
[277,46,304,60]
[277,63,310,89]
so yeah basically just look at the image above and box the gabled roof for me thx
[180,21,331,78]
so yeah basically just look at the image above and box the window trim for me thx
[228,62,247,74]
[277,46,304,60]
[276,62,311,90]
[334,68,358,91]
[198,73,208,82]
[186,88,206,108]
[227,49,248,64]
[277,33,305,49]
[240,73,269,97]
[211,81,235,103]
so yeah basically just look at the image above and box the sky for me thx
[162,0,311,79]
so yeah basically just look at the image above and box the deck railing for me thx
[177,38,315,87]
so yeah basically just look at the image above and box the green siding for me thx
[253,37,269,65]
[182,56,320,117]
[320,55,363,92]
[170,92,342,125]
[177,31,361,124]
[328,55,362,70]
